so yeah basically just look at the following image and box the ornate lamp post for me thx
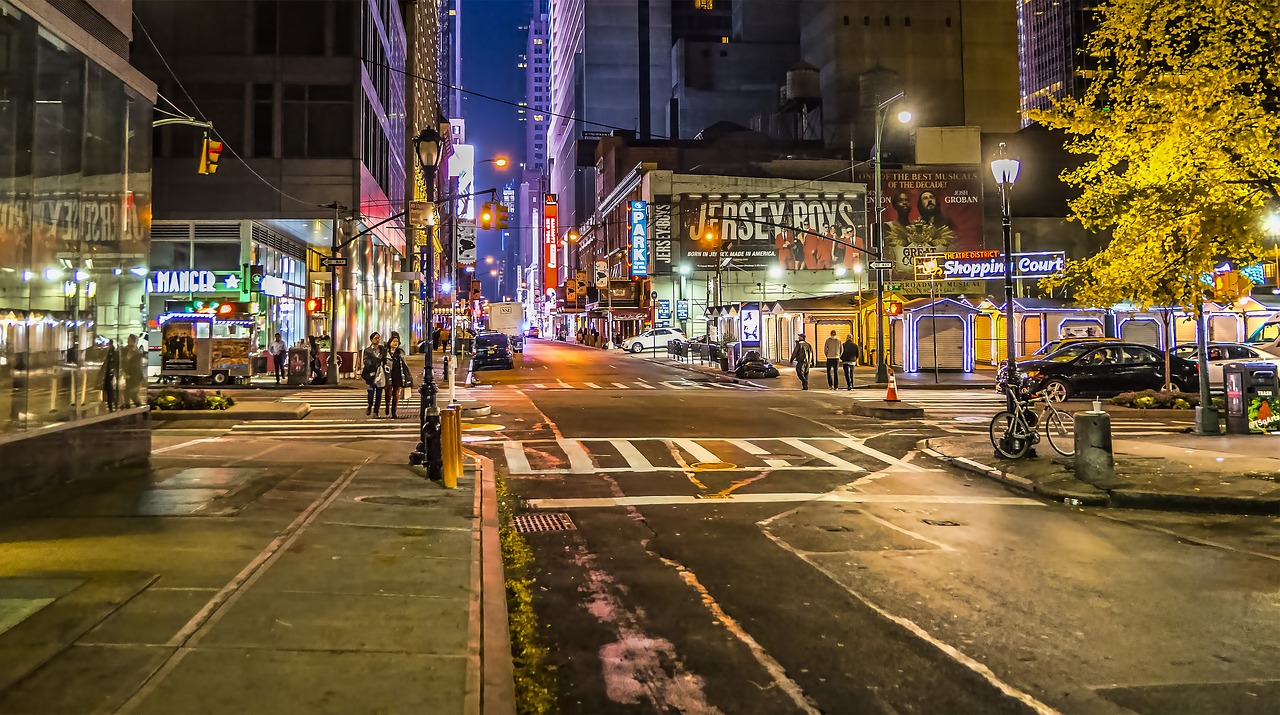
[410,126,444,481]
[990,142,1022,427]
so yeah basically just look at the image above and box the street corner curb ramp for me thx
[850,400,925,420]
[916,438,1280,516]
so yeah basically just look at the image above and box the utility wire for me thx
[135,12,322,210]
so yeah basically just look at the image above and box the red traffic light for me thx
[306,298,326,313]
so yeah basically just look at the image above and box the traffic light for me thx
[306,297,326,313]
[495,204,510,230]
[885,301,903,316]
[478,202,495,229]
[198,136,223,175]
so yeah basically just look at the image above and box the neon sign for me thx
[629,201,649,277]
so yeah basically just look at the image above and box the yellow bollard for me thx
[441,406,460,488]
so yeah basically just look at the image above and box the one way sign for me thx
[320,257,348,267]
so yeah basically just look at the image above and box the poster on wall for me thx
[679,193,867,271]
[857,166,985,280]
[161,320,197,371]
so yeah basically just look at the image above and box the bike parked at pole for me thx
[990,374,1076,459]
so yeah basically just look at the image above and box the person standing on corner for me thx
[790,333,815,390]
[122,334,145,407]
[267,332,286,384]
[361,331,386,418]
[823,329,842,389]
[840,334,861,391]
[384,334,412,419]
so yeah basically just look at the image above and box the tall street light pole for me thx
[873,91,911,383]
[991,142,1022,424]
[448,156,508,399]
[410,126,444,481]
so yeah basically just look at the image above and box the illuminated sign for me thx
[740,305,761,347]
[629,200,649,277]
[913,251,1066,281]
[543,194,558,294]
[676,299,689,320]
[148,270,240,294]
[657,298,670,326]
[259,275,287,297]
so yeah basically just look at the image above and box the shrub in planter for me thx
[147,388,236,411]
[1109,389,1200,409]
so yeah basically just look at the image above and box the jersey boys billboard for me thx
[680,194,868,271]
[857,167,986,280]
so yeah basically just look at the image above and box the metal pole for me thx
[931,276,939,383]
[873,108,888,383]
[326,202,341,384]
[449,200,459,402]
[411,167,444,481]
[1001,183,1017,416]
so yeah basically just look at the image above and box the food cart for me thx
[157,312,256,385]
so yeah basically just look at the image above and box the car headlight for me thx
[1023,370,1041,380]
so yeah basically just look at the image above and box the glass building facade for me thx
[0,2,153,435]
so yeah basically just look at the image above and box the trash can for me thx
[1222,362,1280,434]
[726,342,741,372]
[286,347,310,386]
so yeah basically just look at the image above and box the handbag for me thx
[373,362,387,388]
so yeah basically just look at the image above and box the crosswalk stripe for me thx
[558,438,595,473]
[782,438,864,471]
[660,381,689,389]
[504,441,532,474]
[636,382,658,389]
[585,382,602,389]
[611,439,655,470]
[834,437,926,472]
[674,438,720,464]
[612,382,630,389]
[730,438,791,467]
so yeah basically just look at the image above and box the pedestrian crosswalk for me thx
[230,419,429,439]
[280,389,483,411]
[493,436,922,475]
[895,389,1008,414]
[518,379,760,391]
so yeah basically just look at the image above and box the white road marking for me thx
[673,439,721,464]
[782,438,864,471]
[528,493,1045,509]
[835,437,927,472]
[612,382,631,389]
[660,381,687,389]
[153,437,222,454]
[532,383,547,389]
[611,439,655,470]
[584,382,603,389]
[636,382,658,389]
[503,442,532,474]
[558,379,572,388]
[728,439,768,455]
[558,438,595,473]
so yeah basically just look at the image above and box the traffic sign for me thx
[869,260,894,270]
[321,257,348,267]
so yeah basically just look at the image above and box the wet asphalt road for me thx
[476,340,1280,714]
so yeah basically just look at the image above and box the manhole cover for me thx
[512,512,576,533]
[355,495,439,507]
[691,461,736,470]
[922,519,962,527]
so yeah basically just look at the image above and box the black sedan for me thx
[471,332,515,371]
[1016,341,1199,401]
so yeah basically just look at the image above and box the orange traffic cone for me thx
[884,370,900,402]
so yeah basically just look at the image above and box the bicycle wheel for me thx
[1044,408,1076,457]
[989,411,1030,459]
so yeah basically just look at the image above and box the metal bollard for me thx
[1073,401,1116,488]
[441,405,460,489]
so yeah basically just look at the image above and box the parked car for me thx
[1019,336,1119,363]
[524,326,540,338]
[734,350,780,379]
[471,332,515,371]
[624,327,686,353]
[1170,342,1280,385]
[1017,341,1200,401]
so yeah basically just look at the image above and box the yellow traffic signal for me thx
[495,204,510,230]
[198,136,223,175]
[479,202,494,229]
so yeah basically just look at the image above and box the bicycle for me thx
[989,379,1076,459]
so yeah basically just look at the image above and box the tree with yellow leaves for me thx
[1035,0,1280,313]
[1035,0,1279,410]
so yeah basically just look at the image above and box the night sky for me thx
[462,0,530,299]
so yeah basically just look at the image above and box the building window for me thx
[696,0,713,8]
[254,0,278,54]
[946,17,952,27]
[252,83,273,157]
[864,16,870,26]
[279,0,325,55]
[843,15,849,26]
[905,16,910,27]
[282,84,353,158]
[884,15,890,26]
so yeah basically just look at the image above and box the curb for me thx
[850,400,925,420]
[917,438,1280,515]
[474,455,516,714]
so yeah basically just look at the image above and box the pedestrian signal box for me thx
[306,298,326,313]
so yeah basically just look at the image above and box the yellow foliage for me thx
[1033,0,1280,311]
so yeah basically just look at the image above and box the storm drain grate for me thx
[512,512,577,533]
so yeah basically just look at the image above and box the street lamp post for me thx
[873,91,911,383]
[990,142,1022,429]
[448,156,509,399]
[410,127,444,481]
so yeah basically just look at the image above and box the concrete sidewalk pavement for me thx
[923,431,1280,515]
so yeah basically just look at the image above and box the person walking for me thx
[384,334,413,419]
[840,335,861,390]
[361,331,387,418]
[101,338,119,411]
[122,334,145,407]
[823,330,842,389]
[267,332,286,384]
[790,333,815,390]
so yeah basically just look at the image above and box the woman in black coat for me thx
[384,334,414,419]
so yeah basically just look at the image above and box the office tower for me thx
[1018,0,1097,126]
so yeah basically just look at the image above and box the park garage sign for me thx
[914,250,1065,281]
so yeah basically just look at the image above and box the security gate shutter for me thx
[918,316,966,370]
[1209,315,1238,342]
[1121,319,1160,347]
[974,314,995,365]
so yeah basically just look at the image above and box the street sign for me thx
[676,299,689,320]
[321,257,348,267]
[869,260,894,270]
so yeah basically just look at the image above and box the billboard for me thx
[679,194,867,271]
[652,199,673,275]
[542,194,558,294]
[629,201,648,277]
[448,143,475,220]
[859,166,985,280]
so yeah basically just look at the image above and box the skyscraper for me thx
[524,13,551,173]
[1017,0,1097,126]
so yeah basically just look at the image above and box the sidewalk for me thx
[922,431,1280,515]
